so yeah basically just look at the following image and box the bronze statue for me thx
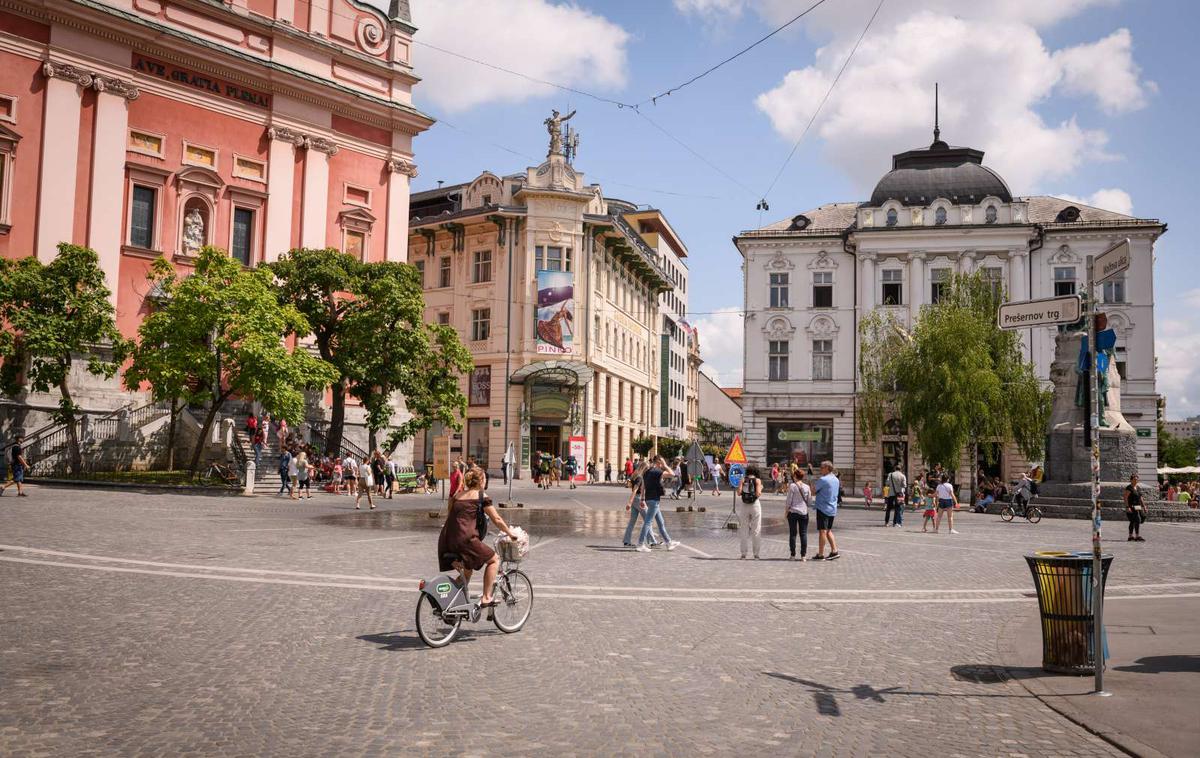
[544,109,575,156]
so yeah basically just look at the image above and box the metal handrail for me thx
[23,400,171,476]
[310,425,368,461]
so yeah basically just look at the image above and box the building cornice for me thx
[5,0,436,136]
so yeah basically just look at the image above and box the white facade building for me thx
[736,134,1165,489]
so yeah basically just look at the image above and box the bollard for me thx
[243,461,256,496]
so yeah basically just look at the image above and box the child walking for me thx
[863,481,874,510]
[919,484,936,532]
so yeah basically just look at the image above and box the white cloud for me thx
[1157,310,1200,419]
[409,0,630,113]
[751,3,1150,194]
[1052,188,1133,216]
[1053,29,1149,114]
[693,307,744,387]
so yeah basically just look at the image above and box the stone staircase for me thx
[235,428,291,495]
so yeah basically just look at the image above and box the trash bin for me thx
[1025,551,1113,674]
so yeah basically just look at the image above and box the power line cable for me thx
[635,110,759,198]
[639,0,832,106]
[760,0,885,202]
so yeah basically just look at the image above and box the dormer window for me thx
[935,207,947,226]
[886,208,898,227]
[985,205,998,224]
[1055,205,1081,223]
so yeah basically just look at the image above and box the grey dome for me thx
[868,140,1012,208]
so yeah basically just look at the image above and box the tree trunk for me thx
[969,438,978,507]
[58,377,82,475]
[188,396,225,475]
[367,427,377,454]
[166,398,178,470]
[328,378,347,455]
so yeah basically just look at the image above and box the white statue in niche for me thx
[183,207,206,254]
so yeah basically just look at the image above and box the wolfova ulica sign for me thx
[132,54,272,109]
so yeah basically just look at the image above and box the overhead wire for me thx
[760,0,886,201]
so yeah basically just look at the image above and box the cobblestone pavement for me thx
[3,483,1198,756]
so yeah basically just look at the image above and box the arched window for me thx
[985,205,998,224]
[935,207,947,226]
[886,208,898,227]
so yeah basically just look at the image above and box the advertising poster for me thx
[469,366,491,406]
[568,436,587,483]
[535,270,574,355]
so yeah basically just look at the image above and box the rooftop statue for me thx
[544,109,575,156]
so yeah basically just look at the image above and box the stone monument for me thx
[1043,315,1139,493]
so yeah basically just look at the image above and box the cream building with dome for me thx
[735,132,1165,490]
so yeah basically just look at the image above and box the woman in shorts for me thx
[933,475,958,534]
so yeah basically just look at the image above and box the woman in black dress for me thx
[437,468,520,605]
[1124,473,1146,542]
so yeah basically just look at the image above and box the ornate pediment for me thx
[763,250,795,271]
[807,250,839,270]
[806,314,839,337]
[174,165,224,193]
[762,316,795,340]
[1048,244,1081,265]
[338,205,377,232]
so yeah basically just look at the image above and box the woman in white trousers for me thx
[736,465,764,559]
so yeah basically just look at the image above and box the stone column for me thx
[89,75,140,306]
[908,251,925,322]
[860,251,877,312]
[1008,249,1028,301]
[300,135,337,249]
[37,62,92,262]
[385,157,418,262]
[959,249,977,275]
[264,126,305,261]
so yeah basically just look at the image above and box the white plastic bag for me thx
[495,526,530,560]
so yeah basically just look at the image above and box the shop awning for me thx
[508,360,595,386]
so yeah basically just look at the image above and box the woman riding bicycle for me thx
[437,468,520,607]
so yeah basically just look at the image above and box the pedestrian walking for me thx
[245,413,258,438]
[552,455,563,488]
[786,470,811,560]
[672,459,688,499]
[1,434,29,497]
[604,460,612,482]
[623,457,634,483]
[934,475,958,534]
[251,427,265,466]
[635,457,680,552]
[710,461,722,496]
[449,461,463,499]
[296,448,311,499]
[277,447,294,497]
[812,461,840,560]
[565,455,578,490]
[587,459,597,484]
[1125,473,1146,542]
[736,465,763,559]
[863,481,874,510]
[277,417,289,447]
[884,468,907,527]
[343,453,358,497]
[623,463,649,547]
[356,454,375,510]
[372,452,387,497]
[918,483,936,531]
[385,457,398,499]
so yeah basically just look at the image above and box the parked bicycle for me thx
[415,538,533,648]
[200,460,239,487]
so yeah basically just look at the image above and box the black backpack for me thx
[741,476,759,504]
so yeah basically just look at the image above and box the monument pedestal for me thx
[1045,426,1139,484]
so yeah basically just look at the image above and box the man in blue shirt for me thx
[812,460,841,560]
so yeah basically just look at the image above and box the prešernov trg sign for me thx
[997,294,1082,330]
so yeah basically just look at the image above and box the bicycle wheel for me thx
[415,593,461,648]
[999,506,1014,522]
[1027,507,1043,524]
[493,569,533,633]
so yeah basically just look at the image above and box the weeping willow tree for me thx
[858,270,1051,493]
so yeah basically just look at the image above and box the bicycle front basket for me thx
[496,539,524,562]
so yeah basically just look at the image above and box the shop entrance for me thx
[533,425,563,460]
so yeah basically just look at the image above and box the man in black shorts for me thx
[2,435,28,497]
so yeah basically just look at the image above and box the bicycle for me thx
[201,460,239,487]
[999,481,1042,524]
[415,543,533,648]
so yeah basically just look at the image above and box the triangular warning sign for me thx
[724,435,747,465]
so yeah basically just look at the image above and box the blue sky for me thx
[404,0,1198,418]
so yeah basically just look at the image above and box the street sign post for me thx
[997,294,1082,330]
[724,435,747,465]
[1094,238,1130,284]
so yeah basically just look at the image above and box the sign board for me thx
[998,294,1082,330]
[568,436,587,483]
[432,435,448,479]
[778,430,822,442]
[492,419,501,427]
[535,270,575,355]
[1094,238,1130,284]
[686,441,705,472]
[728,463,745,488]
[724,435,748,465]
[1136,427,1151,438]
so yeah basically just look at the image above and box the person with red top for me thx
[449,462,463,499]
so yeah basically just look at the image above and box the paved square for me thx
[3,483,1197,756]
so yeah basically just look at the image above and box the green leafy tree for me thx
[0,244,128,474]
[1158,426,1199,469]
[656,437,686,460]
[858,271,1051,491]
[630,435,654,457]
[339,262,472,452]
[265,248,362,455]
[127,248,337,474]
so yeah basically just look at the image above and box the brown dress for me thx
[437,492,494,572]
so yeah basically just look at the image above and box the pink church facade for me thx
[0,0,430,340]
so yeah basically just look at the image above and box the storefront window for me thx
[467,418,489,468]
[766,422,833,470]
